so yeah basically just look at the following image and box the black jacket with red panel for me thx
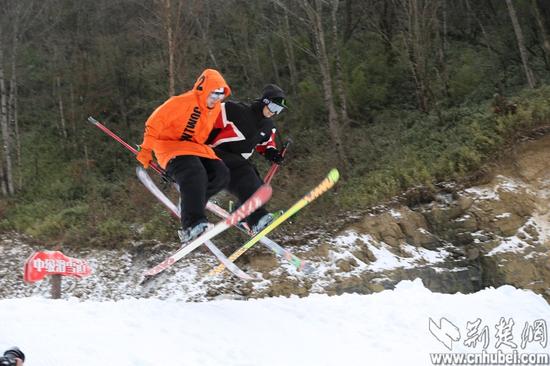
[207,100,277,160]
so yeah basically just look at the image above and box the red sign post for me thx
[24,251,92,298]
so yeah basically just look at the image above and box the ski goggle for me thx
[207,91,226,105]
[209,91,225,101]
[264,99,285,115]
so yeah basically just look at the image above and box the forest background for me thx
[0,0,549,248]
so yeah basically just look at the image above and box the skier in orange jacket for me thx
[136,69,231,244]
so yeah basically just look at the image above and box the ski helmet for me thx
[260,84,287,115]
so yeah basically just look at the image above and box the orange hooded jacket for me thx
[140,69,231,169]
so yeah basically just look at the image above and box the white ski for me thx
[140,176,271,282]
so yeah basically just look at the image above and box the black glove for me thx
[264,148,284,164]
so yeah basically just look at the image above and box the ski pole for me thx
[264,139,291,184]
[87,116,170,180]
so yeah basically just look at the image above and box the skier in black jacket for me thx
[207,84,287,234]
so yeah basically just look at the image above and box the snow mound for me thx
[1,279,548,366]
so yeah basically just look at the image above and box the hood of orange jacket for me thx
[140,69,231,169]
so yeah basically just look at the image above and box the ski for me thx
[206,202,312,272]
[142,184,272,282]
[136,167,311,273]
[136,167,253,280]
[209,168,340,276]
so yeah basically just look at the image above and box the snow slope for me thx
[1,279,549,366]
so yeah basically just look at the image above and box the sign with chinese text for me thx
[24,251,92,283]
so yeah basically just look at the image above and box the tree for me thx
[279,2,298,94]
[330,0,351,128]
[393,0,441,112]
[284,0,350,171]
[505,0,536,88]
[0,31,12,195]
[139,0,200,97]
[532,0,550,70]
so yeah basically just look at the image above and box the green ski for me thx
[210,169,340,276]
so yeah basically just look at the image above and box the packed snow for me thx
[327,231,449,271]
[1,279,549,366]
[464,175,531,201]
[488,217,546,256]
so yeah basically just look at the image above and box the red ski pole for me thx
[87,116,169,179]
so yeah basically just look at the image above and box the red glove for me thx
[136,147,153,168]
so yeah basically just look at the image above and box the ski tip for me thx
[253,184,273,205]
[241,273,254,281]
[328,168,340,183]
[140,275,153,286]
[208,268,220,277]
[301,263,315,275]
[87,116,98,124]
[261,184,273,196]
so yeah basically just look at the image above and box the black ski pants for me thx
[214,149,268,226]
[166,155,229,228]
